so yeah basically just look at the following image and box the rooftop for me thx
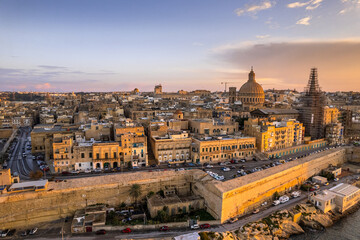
[9,180,48,190]
[329,183,360,197]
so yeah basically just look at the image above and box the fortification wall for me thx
[0,147,350,229]
[194,148,347,223]
[0,170,203,229]
[218,148,346,223]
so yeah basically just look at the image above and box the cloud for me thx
[296,16,311,25]
[35,83,52,90]
[256,35,270,39]
[339,0,360,14]
[38,65,67,70]
[235,1,273,16]
[287,0,323,10]
[214,40,360,91]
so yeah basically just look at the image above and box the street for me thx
[7,127,38,180]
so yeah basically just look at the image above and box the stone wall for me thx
[195,148,347,223]
[0,170,203,229]
[0,147,350,229]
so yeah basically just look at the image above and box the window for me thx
[89,152,92,158]
[81,153,85,158]
[96,153,99,159]
[105,153,108,159]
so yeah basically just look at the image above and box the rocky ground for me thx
[199,203,360,240]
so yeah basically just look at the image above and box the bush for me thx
[273,191,280,200]
[30,170,43,180]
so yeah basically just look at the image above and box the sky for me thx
[0,0,360,92]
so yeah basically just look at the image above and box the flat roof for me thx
[330,183,360,197]
[9,180,48,190]
[312,190,336,201]
[215,147,345,193]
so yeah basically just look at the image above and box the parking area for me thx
[204,145,340,181]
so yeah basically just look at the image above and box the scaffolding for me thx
[299,68,326,140]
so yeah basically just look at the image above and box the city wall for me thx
[195,148,347,223]
[0,147,351,229]
[0,171,201,229]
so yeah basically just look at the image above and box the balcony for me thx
[93,158,120,162]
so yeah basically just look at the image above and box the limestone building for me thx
[150,131,192,164]
[191,135,256,163]
[244,118,304,153]
[154,84,162,95]
[188,119,238,136]
[229,87,237,104]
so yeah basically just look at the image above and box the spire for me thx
[305,68,321,94]
[248,66,255,82]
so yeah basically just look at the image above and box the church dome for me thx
[238,68,265,105]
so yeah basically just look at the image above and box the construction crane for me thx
[221,82,241,92]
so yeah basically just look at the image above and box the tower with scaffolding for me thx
[298,68,326,140]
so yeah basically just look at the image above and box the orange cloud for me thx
[35,83,52,89]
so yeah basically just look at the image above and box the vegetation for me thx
[320,171,334,181]
[119,202,126,209]
[300,183,312,191]
[273,191,280,200]
[30,170,43,180]
[129,184,142,205]
[199,232,211,240]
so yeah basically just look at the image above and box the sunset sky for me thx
[1,0,360,92]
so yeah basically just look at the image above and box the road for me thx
[7,127,37,180]
[51,144,337,181]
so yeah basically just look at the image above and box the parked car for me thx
[229,217,238,223]
[29,227,38,235]
[190,224,200,229]
[252,209,260,214]
[159,226,169,231]
[222,167,230,172]
[206,165,214,168]
[291,191,301,198]
[7,229,16,237]
[1,229,10,237]
[334,178,339,182]
[96,229,106,235]
[273,200,280,206]
[279,195,289,204]
[21,230,30,236]
[200,223,211,229]
[323,182,329,186]
[121,228,132,233]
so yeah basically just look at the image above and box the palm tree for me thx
[130,184,142,205]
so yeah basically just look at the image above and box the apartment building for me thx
[244,118,304,152]
[191,135,256,163]
[150,131,192,164]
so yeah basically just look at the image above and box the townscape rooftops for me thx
[251,108,299,115]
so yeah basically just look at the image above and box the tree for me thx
[129,184,141,205]
[273,191,280,200]
[30,170,43,180]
